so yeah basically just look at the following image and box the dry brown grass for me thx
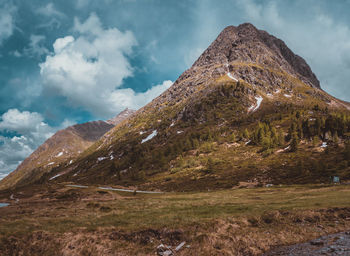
[1,184,350,255]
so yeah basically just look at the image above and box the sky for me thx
[1,0,350,178]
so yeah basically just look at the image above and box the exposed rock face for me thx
[151,23,320,111]
[193,23,320,88]
[68,121,114,141]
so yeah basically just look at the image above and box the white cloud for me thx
[37,3,64,18]
[107,80,173,111]
[53,36,74,53]
[0,109,46,134]
[23,34,49,58]
[76,0,91,9]
[40,13,172,117]
[36,3,64,30]
[12,50,21,57]
[0,1,16,44]
[0,109,74,179]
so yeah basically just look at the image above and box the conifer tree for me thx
[243,128,250,139]
[290,133,299,152]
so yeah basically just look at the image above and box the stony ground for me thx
[265,231,350,255]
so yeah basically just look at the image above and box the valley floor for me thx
[1,184,350,255]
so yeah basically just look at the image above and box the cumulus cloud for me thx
[0,109,74,179]
[0,1,16,44]
[40,13,172,117]
[107,80,173,110]
[0,109,48,134]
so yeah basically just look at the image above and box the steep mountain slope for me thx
[0,109,135,190]
[5,23,350,191]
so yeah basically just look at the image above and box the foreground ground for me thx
[1,184,350,255]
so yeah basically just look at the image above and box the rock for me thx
[162,250,173,256]
[175,241,186,251]
[157,244,173,256]
[310,240,324,246]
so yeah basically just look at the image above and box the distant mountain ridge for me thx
[0,109,135,190]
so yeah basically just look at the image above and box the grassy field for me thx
[1,184,350,255]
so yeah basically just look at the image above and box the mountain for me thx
[0,109,135,190]
[2,23,350,191]
[106,108,135,125]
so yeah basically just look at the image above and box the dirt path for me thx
[98,186,164,194]
[65,184,164,194]
[264,231,350,255]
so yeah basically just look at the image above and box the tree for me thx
[138,170,146,181]
[296,159,305,176]
[290,133,299,152]
[243,129,250,140]
[315,118,322,137]
[262,136,271,151]
[229,133,236,143]
[110,161,116,173]
[192,138,200,149]
[206,157,215,173]
[345,142,350,160]
[333,131,339,145]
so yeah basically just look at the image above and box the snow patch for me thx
[69,160,73,164]
[47,162,55,166]
[177,130,183,134]
[227,72,238,82]
[284,94,292,98]
[141,130,157,143]
[248,96,263,112]
[49,173,62,180]
[245,140,251,145]
[139,131,145,135]
[56,151,64,157]
[97,157,108,162]
[110,155,114,160]
[170,121,175,127]
[66,184,88,188]
[321,142,328,148]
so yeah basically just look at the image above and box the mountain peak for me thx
[192,23,320,89]
[106,108,136,125]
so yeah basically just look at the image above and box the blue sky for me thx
[1,0,350,177]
